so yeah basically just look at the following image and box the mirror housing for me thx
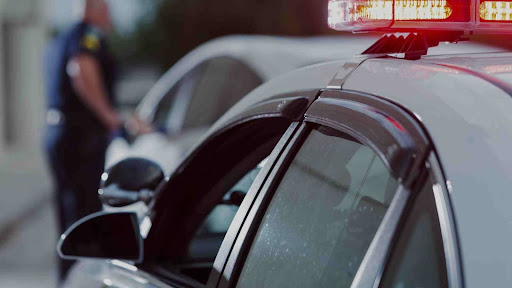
[99,158,164,207]
[58,212,142,262]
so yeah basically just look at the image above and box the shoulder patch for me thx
[81,33,101,51]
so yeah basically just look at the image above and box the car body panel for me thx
[343,55,512,287]
[203,41,507,152]
[65,260,172,288]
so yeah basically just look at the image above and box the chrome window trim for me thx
[207,122,302,287]
[215,123,308,288]
[428,152,464,288]
[350,185,411,288]
[369,153,462,288]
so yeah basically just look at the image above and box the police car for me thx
[59,1,512,287]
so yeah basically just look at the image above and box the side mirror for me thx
[99,158,164,207]
[58,212,142,262]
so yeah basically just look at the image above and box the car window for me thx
[182,57,263,130]
[379,178,448,288]
[151,64,204,132]
[236,126,399,288]
[147,118,295,285]
[152,83,178,130]
[187,159,267,261]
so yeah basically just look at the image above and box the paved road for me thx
[0,151,57,287]
[0,198,57,287]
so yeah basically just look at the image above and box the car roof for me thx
[205,48,512,286]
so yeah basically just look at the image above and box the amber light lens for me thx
[328,0,458,29]
[358,0,393,20]
[480,1,512,21]
[328,0,471,31]
[394,0,453,20]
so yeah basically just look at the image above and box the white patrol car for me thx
[59,1,512,288]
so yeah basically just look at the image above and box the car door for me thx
[210,90,460,287]
[101,90,320,288]
[67,89,319,288]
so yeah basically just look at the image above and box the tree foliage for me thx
[117,0,333,71]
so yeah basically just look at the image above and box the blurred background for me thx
[0,0,510,287]
[0,0,331,286]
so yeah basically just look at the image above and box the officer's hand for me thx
[106,113,122,133]
[125,114,154,136]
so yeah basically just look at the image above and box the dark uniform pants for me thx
[44,124,109,280]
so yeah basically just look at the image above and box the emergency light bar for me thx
[328,0,512,33]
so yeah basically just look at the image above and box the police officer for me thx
[44,0,120,281]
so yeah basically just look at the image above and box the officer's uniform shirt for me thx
[45,21,117,132]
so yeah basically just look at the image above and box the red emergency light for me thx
[328,0,512,33]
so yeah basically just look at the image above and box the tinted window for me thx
[187,159,266,261]
[152,64,204,132]
[152,83,178,130]
[237,126,399,288]
[379,179,448,288]
[182,57,262,130]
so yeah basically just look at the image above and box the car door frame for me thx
[127,90,321,286]
[210,89,461,288]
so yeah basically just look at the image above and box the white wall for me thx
[0,25,5,152]
[0,0,53,240]
[0,0,48,152]
[0,0,33,22]
[5,24,46,151]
